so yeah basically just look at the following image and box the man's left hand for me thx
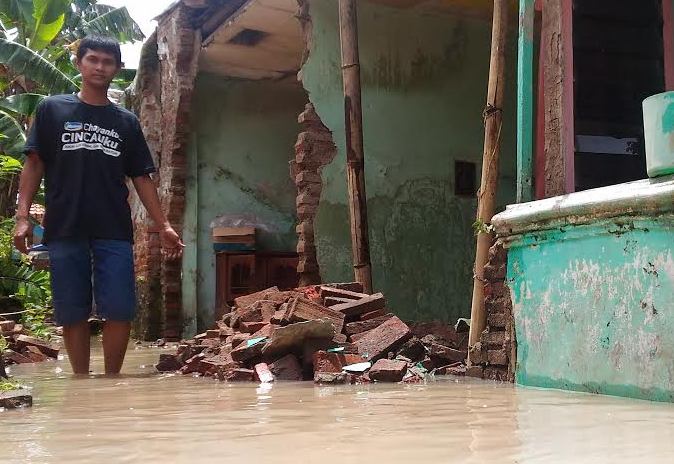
[160,225,184,260]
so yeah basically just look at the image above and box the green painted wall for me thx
[508,217,674,402]
[183,74,306,331]
[301,0,518,322]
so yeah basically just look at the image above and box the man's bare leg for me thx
[102,321,131,374]
[63,320,91,375]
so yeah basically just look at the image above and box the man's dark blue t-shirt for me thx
[24,94,156,243]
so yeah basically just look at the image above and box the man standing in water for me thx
[13,36,183,375]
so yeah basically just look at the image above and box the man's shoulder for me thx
[42,94,78,106]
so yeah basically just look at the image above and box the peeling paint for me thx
[508,217,674,402]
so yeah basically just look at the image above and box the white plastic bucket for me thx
[643,91,674,178]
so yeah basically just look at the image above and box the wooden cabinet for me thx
[215,252,299,308]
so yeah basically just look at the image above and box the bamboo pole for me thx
[338,0,373,294]
[468,0,509,351]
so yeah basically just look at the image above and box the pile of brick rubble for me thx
[155,283,469,384]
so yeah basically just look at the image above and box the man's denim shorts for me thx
[48,239,136,326]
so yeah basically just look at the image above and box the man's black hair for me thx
[77,35,122,67]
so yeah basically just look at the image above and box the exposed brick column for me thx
[128,33,163,340]
[293,104,336,286]
[154,5,201,340]
[467,241,516,381]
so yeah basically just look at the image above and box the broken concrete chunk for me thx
[331,293,386,319]
[270,354,303,381]
[369,359,408,382]
[234,287,280,309]
[14,335,59,359]
[155,354,182,372]
[314,372,348,384]
[231,338,267,363]
[354,316,412,361]
[263,320,335,358]
[284,297,345,334]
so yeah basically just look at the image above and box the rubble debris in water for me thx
[1,321,60,370]
[156,284,470,384]
[0,390,32,409]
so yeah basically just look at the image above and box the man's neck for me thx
[78,84,110,106]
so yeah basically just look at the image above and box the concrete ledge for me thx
[492,175,674,236]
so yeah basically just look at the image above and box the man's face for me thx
[76,49,121,88]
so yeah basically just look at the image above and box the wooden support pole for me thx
[338,0,373,294]
[468,0,509,350]
[542,0,574,197]
[517,0,535,203]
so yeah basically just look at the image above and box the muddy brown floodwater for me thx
[3,343,674,463]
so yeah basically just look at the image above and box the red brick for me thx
[314,372,347,384]
[319,286,368,301]
[22,346,48,363]
[312,351,366,374]
[0,320,15,332]
[239,321,268,334]
[14,335,59,358]
[221,368,255,382]
[360,309,386,321]
[483,330,506,348]
[270,354,303,381]
[369,359,408,382]
[324,282,364,293]
[487,349,508,366]
[234,287,280,309]
[156,354,182,372]
[199,354,237,375]
[0,391,32,409]
[353,316,411,361]
[428,343,467,364]
[331,293,386,319]
[284,297,345,334]
[231,333,248,349]
[333,333,347,344]
[466,365,485,378]
[345,314,394,336]
[323,297,353,307]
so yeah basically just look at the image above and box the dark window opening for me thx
[573,0,665,191]
[455,160,477,197]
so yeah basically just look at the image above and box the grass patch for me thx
[0,378,22,393]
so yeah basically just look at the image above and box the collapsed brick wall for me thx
[130,3,201,340]
[467,241,516,381]
[155,5,201,340]
[292,0,337,287]
[292,104,337,286]
[129,34,163,340]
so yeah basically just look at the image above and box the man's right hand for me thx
[13,217,33,254]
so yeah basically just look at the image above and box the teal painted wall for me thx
[183,74,306,332]
[509,217,674,402]
[301,0,518,322]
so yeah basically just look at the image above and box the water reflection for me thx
[2,344,674,463]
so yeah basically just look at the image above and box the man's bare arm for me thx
[13,153,44,254]
[131,174,184,259]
